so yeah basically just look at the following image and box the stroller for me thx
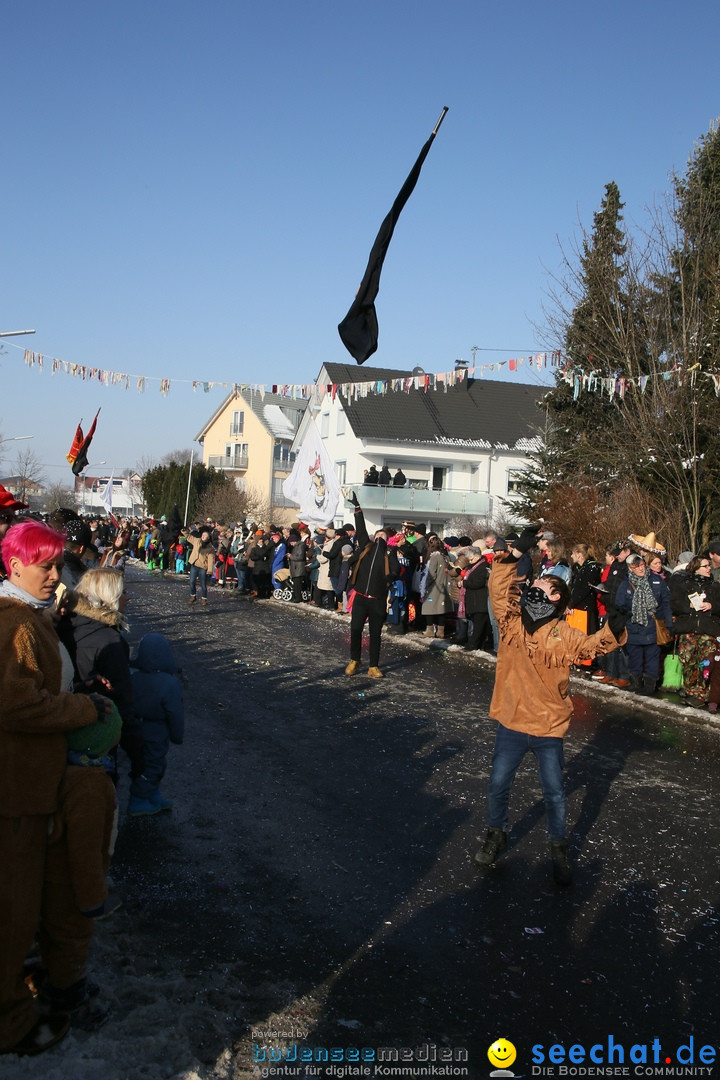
[272,566,310,602]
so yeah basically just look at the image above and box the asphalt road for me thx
[107,568,720,1079]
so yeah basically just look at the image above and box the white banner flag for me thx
[282,420,341,526]
[99,474,113,517]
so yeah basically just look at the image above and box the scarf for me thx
[630,573,658,625]
[0,578,56,609]
[520,585,558,632]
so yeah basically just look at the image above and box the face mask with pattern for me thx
[521,585,558,627]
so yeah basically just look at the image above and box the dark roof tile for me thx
[322,364,544,448]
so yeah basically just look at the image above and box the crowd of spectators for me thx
[70,500,720,712]
[5,473,720,1054]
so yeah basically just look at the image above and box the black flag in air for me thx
[338,107,448,365]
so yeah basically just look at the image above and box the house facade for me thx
[0,475,45,510]
[195,387,308,524]
[290,364,544,534]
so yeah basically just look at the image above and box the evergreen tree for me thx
[514,182,638,516]
[141,459,222,522]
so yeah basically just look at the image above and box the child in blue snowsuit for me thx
[129,634,184,815]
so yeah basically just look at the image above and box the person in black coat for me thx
[462,551,491,651]
[600,542,632,685]
[248,533,274,598]
[345,494,399,678]
[569,544,602,634]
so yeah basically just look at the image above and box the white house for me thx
[74,473,145,517]
[290,363,543,534]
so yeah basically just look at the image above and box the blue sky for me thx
[2,0,719,485]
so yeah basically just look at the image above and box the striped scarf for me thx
[631,573,658,626]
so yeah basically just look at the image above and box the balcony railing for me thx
[343,483,489,517]
[209,455,248,471]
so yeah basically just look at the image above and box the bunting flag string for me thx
[14,337,720,402]
[9,342,564,400]
[555,361,720,399]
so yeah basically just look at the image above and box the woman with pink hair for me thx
[0,521,108,1057]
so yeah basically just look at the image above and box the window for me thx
[225,443,248,468]
[320,413,330,438]
[506,470,523,495]
[274,443,296,467]
[230,410,244,436]
[335,461,346,485]
[432,466,448,491]
[336,411,346,436]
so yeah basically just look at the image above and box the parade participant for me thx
[475,525,627,886]
[0,521,111,1056]
[344,493,399,678]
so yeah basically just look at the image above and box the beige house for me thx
[195,388,308,524]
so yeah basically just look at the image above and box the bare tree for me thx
[11,447,46,506]
[195,483,270,528]
[43,482,79,514]
[161,449,194,466]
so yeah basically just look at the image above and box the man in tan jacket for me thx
[475,525,627,885]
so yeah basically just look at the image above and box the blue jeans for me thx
[487,724,566,841]
[189,564,207,599]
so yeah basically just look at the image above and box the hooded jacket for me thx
[132,633,184,745]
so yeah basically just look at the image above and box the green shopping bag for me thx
[661,651,684,690]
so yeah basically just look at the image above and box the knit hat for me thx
[66,700,122,757]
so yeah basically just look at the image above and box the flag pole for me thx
[432,106,449,136]
[183,450,194,526]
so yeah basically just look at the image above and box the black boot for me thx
[629,674,643,693]
[549,841,572,886]
[641,675,657,696]
[475,827,507,868]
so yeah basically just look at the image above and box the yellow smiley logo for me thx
[488,1039,517,1069]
